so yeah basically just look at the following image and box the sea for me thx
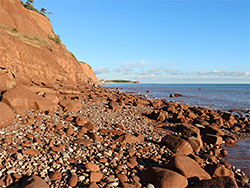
[103,83,250,178]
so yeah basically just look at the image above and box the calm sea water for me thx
[103,83,250,178]
[103,84,250,112]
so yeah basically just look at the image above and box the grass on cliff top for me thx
[0,24,52,49]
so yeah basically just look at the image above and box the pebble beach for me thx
[0,83,249,188]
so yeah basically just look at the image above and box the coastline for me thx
[0,83,249,187]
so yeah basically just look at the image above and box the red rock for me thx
[89,182,100,188]
[115,134,140,144]
[75,116,88,126]
[202,134,223,145]
[85,163,100,172]
[127,157,138,168]
[7,148,17,154]
[20,175,49,188]
[0,102,15,129]
[90,172,103,182]
[66,127,74,136]
[68,173,78,187]
[88,132,103,142]
[51,146,62,152]
[140,167,188,188]
[148,110,166,122]
[160,135,193,155]
[117,174,128,182]
[177,123,200,137]
[194,176,238,188]
[108,101,122,111]
[147,90,150,93]
[50,171,62,181]
[44,93,59,104]
[83,121,97,132]
[74,138,92,146]
[0,69,16,92]
[5,174,12,187]
[202,125,224,136]
[2,86,57,114]
[60,100,82,112]
[22,149,40,156]
[167,154,211,180]
[205,164,234,179]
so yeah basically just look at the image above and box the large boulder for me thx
[204,164,235,179]
[2,86,57,114]
[0,102,15,129]
[202,125,224,136]
[20,175,49,188]
[193,176,238,188]
[202,134,223,145]
[166,154,211,181]
[140,167,188,188]
[160,135,193,155]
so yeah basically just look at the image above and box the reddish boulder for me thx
[148,110,166,122]
[88,132,103,142]
[50,171,62,181]
[85,163,100,172]
[20,175,49,188]
[90,172,103,182]
[22,149,40,156]
[140,167,188,188]
[75,116,89,126]
[0,102,14,129]
[205,164,235,179]
[177,124,201,137]
[2,86,57,114]
[83,121,97,132]
[160,135,193,155]
[108,101,122,111]
[202,134,223,145]
[60,100,82,112]
[115,134,140,144]
[167,154,211,181]
[194,176,238,188]
[202,125,224,136]
[68,173,78,187]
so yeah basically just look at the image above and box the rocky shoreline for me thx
[0,83,249,188]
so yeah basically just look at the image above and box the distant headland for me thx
[99,79,140,84]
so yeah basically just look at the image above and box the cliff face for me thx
[0,0,98,86]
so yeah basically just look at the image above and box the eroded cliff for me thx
[0,0,98,87]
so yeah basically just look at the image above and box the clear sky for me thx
[33,0,250,83]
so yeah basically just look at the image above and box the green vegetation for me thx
[48,34,61,45]
[12,28,18,33]
[20,0,48,18]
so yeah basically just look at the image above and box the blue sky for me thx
[34,0,250,83]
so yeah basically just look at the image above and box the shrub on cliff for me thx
[20,0,48,18]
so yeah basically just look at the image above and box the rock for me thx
[0,69,16,92]
[160,135,193,155]
[202,134,223,145]
[140,167,188,188]
[60,100,82,112]
[170,93,183,97]
[202,125,224,136]
[108,101,122,111]
[75,116,88,126]
[89,182,100,188]
[66,127,74,136]
[166,154,211,180]
[147,90,150,93]
[90,172,103,182]
[204,164,234,179]
[83,121,97,132]
[2,86,57,114]
[193,176,238,188]
[148,110,166,122]
[85,163,100,172]
[20,175,49,188]
[117,174,128,182]
[0,102,14,129]
[68,173,78,187]
[50,171,62,181]
[22,149,40,156]
[177,124,200,137]
[88,132,103,142]
[44,93,59,104]
[115,134,140,144]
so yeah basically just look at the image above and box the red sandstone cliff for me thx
[0,0,98,87]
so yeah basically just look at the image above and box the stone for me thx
[204,164,235,179]
[22,149,40,156]
[0,70,16,92]
[90,172,103,182]
[60,100,82,112]
[20,175,49,188]
[0,102,15,129]
[50,171,62,181]
[66,127,74,136]
[83,121,97,132]
[75,116,88,126]
[85,163,100,172]
[160,135,193,155]
[202,125,224,136]
[202,134,223,145]
[177,124,200,137]
[2,86,57,114]
[167,154,211,181]
[68,174,78,187]
[88,132,103,142]
[193,176,238,188]
[115,134,140,144]
[140,167,188,188]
